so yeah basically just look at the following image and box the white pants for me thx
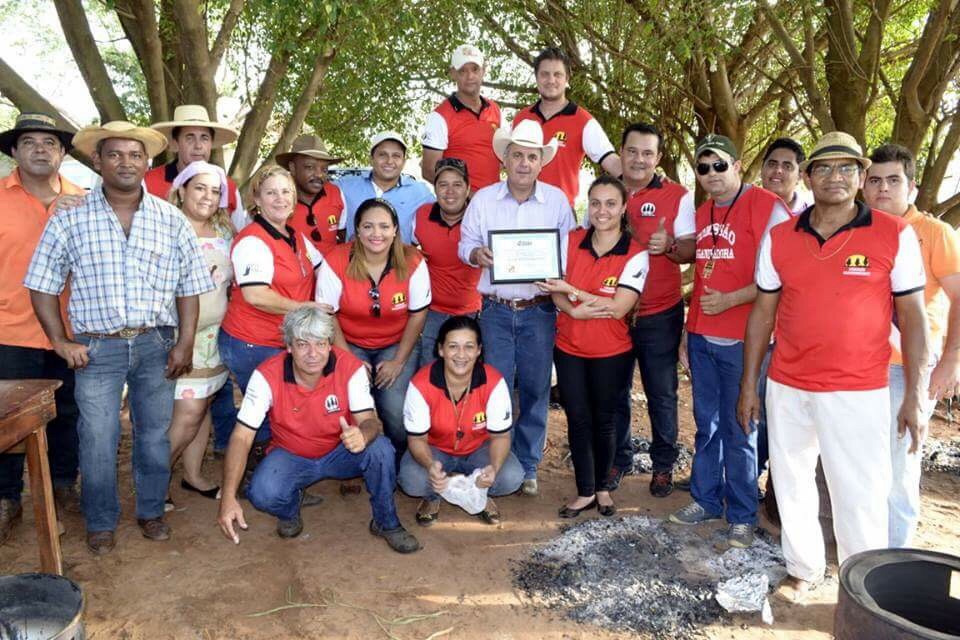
[766,380,891,582]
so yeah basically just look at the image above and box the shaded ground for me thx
[2,374,959,639]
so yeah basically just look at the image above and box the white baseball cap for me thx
[450,44,484,70]
[369,130,407,154]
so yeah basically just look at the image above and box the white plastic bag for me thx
[440,469,489,514]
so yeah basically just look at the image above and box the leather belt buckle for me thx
[117,327,144,339]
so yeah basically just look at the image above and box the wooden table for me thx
[0,379,63,574]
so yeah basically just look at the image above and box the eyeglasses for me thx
[306,212,323,242]
[810,163,860,178]
[696,160,729,176]
[368,286,381,317]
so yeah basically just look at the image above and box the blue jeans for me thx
[211,376,238,452]
[218,329,281,443]
[687,333,757,525]
[246,437,401,529]
[397,442,524,500]
[619,301,684,471]
[478,298,556,479]
[755,342,775,475]
[348,341,420,455]
[418,309,453,368]
[74,328,176,531]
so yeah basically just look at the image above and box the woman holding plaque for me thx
[316,198,431,455]
[538,176,649,517]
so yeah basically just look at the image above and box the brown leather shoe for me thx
[54,484,82,514]
[0,498,22,544]
[137,517,171,541]
[478,499,501,525]
[86,530,116,554]
[339,478,363,496]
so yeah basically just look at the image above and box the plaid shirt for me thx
[25,186,214,334]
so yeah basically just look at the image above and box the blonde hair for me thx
[346,201,412,282]
[248,163,296,217]
[168,179,233,239]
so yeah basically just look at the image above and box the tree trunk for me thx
[115,0,170,124]
[918,109,960,213]
[172,0,218,116]
[267,48,337,162]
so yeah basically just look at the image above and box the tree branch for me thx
[211,0,244,69]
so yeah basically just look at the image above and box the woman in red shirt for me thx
[218,165,325,443]
[539,176,649,517]
[316,198,431,454]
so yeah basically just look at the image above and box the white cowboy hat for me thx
[492,120,558,166]
[72,121,168,159]
[150,105,239,147]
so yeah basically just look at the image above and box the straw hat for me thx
[275,134,344,166]
[800,131,871,172]
[150,105,238,147]
[492,120,558,166]
[72,121,168,158]
[0,113,75,156]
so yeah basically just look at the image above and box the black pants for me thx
[555,348,634,497]
[614,301,684,471]
[0,344,80,500]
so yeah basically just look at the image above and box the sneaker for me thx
[369,520,420,554]
[649,471,674,497]
[300,490,324,508]
[520,478,539,497]
[0,498,22,545]
[137,517,171,541]
[86,530,115,555]
[674,476,691,492]
[415,499,441,526]
[277,513,303,538]
[604,465,630,491]
[477,499,500,525]
[668,501,720,525]
[728,523,755,548]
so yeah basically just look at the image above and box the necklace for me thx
[703,183,745,280]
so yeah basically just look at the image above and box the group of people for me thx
[1,43,957,602]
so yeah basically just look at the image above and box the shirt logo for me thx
[600,275,618,294]
[843,254,871,277]
[640,202,656,217]
[324,394,341,414]
[391,292,408,311]
[327,214,337,226]
[472,411,487,430]
[553,131,567,143]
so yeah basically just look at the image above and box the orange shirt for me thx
[0,169,82,349]
[888,205,960,365]
[288,183,345,256]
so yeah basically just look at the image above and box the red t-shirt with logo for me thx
[316,243,431,349]
[556,228,649,358]
[237,349,374,458]
[757,203,926,391]
[221,216,322,347]
[687,185,788,341]
[421,94,502,190]
[288,183,345,256]
[513,101,615,206]
[626,175,696,316]
[404,361,512,455]
[412,203,481,315]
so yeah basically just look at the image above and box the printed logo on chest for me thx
[324,394,341,414]
[843,254,871,277]
[600,275,618,294]
[472,411,487,430]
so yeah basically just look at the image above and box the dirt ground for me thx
[2,375,959,640]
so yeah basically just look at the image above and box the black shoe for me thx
[604,465,630,491]
[674,476,691,492]
[558,497,597,519]
[649,471,674,498]
[598,501,617,517]
[277,513,303,538]
[180,479,220,499]
[369,520,420,553]
[300,490,324,508]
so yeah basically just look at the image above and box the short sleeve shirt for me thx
[288,183,345,256]
[412,203,481,315]
[403,361,512,455]
[421,94,503,191]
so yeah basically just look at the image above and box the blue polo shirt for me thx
[335,171,434,244]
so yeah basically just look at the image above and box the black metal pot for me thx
[0,573,84,640]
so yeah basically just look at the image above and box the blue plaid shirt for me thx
[25,186,214,334]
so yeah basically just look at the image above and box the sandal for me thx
[415,499,441,526]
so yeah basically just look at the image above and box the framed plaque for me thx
[487,228,562,284]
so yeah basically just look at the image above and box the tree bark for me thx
[211,0,245,69]
[115,0,169,123]
[268,47,337,162]
[918,108,960,214]
[172,0,218,116]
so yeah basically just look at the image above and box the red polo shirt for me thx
[421,94,503,190]
[221,216,321,347]
[237,349,374,458]
[687,185,788,341]
[412,203,481,315]
[144,161,239,211]
[404,361,512,455]
[316,243,431,349]
[626,175,695,316]
[288,183,344,256]
[556,228,649,358]
[757,203,926,391]
[513,101,615,205]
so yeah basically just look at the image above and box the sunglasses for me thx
[368,286,381,317]
[696,160,730,176]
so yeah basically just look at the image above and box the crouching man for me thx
[217,307,420,553]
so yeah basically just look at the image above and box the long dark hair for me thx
[434,314,484,362]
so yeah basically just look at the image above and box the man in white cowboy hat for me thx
[25,121,214,555]
[738,131,929,601]
[277,134,346,254]
[421,44,505,190]
[147,104,246,230]
[458,119,573,496]
[336,130,433,243]
[0,113,84,545]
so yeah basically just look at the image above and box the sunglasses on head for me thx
[696,160,730,176]
[368,286,381,317]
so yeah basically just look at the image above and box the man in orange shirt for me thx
[863,143,960,547]
[0,113,83,543]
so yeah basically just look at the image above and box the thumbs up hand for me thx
[648,218,671,255]
[428,460,449,493]
[339,416,366,453]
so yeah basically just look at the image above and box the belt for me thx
[80,327,154,339]
[482,294,551,310]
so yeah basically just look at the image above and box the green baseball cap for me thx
[695,134,738,162]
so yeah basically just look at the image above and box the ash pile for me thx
[513,516,786,639]
[630,436,693,474]
[923,438,960,474]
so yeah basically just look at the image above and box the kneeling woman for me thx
[398,315,524,525]
[539,176,649,517]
